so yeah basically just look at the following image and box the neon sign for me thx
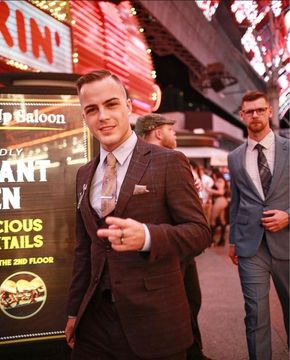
[0,0,72,72]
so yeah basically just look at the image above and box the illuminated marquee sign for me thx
[0,93,88,344]
[195,0,220,21]
[0,0,72,72]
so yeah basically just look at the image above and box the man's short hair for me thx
[135,113,175,137]
[241,91,269,108]
[76,69,127,97]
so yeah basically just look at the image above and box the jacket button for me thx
[104,240,111,251]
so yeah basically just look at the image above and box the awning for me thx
[177,146,229,166]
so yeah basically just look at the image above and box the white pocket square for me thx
[133,184,150,195]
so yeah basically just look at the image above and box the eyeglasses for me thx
[242,107,268,117]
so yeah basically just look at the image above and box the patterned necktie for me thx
[101,153,117,217]
[255,143,272,197]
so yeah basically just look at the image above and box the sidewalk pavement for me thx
[196,242,289,360]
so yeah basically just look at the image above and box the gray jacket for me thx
[228,134,289,259]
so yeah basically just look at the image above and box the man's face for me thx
[240,97,272,137]
[79,77,132,152]
[159,124,177,149]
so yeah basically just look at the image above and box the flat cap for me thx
[135,113,175,137]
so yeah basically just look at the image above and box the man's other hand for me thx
[65,317,76,349]
[229,245,238,265]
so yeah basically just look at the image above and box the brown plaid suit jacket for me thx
[67,138,211,358]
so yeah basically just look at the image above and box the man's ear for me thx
[268,105,273,119]
[127,98,132,115]
[239,110,244,121]
[155,128,162,140]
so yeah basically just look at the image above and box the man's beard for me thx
[161,137,176,149]
[249,121,266,133]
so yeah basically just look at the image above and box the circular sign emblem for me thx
[0,272,47,319]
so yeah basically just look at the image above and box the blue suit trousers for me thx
[238,239,289,360]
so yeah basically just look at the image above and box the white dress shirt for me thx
[245,131,275,200]
[90,132,150,250]
[90,132,137,214]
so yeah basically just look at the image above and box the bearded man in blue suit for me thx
[228,91,289,360]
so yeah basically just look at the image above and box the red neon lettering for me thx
[55,31,60,47]
[16,10,26,53]
[30,18,53,64]
[0,1,13,47]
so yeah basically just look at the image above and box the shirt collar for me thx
[100,131,138,166]
[247,130,274,151]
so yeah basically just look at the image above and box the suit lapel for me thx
[114,139,151,218]
[266,135,288,199]
[80,156,100,222]
[239,143,263,200]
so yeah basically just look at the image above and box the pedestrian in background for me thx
[206,170,229,246]
[190,161,204,201]
[199,166,214,224]
[65,70,211,359]
[228,90,289,360]
[135,113,212,360]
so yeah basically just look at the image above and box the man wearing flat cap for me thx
[135,113,177,149]
[135,113,212,360]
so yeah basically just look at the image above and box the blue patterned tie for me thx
[255,144,272,197]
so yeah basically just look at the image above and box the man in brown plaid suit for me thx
[65,70,211,359]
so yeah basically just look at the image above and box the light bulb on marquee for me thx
[151,84,162,112]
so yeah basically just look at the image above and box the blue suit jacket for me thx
[228,135,289,259]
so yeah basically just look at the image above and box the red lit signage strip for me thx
[0,0,72,72]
